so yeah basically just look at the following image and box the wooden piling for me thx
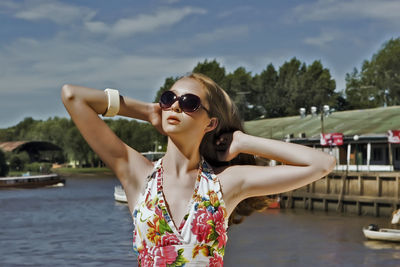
[280,171,400,217]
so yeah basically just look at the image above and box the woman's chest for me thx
[162,178,197,228]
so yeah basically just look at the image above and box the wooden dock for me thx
[280,171,400,217]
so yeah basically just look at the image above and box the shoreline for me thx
[53,167,115,177]
[8,167,114,177]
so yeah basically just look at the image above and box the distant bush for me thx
[24,162,52,173]
[9,152,30,171]
[0,149,9,176]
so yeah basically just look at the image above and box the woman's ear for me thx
[205,117,218,133]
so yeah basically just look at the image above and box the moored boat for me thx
[114,185,127,203]
[0,173,65,189]
[363,225,400,242]
[362,209,400,242]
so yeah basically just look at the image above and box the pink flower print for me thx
[213,206,227,248]
[139,252,154,267]
[160,232,181,246]
[191,208,214,243]
[152,246,179,266]
[209,253,223,267]
[138,241,154,266]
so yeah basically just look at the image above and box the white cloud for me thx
[141,25,249,55]
[85,7,207,38]
[293,0,400,24]
[217,6,255,18]
[0,0,20,10]
[162,0,182,4]
[0,36,202,102]
[11,0,94,25]
[303,31,340,48]
[191,25,249,44]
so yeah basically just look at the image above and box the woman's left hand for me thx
[215,130,243,162]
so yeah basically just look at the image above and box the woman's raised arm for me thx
[61,85,158,209]
[218,131,336,210]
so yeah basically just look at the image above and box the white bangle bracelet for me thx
[103,88,120,117]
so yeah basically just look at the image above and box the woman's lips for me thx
[167,115,180,124]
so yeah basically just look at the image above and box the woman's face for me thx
[161,78,213,137]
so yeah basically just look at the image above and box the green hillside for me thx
[244,106,400,140]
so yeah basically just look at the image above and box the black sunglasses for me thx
[159,91,209,114]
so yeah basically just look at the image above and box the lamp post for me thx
[354,135,359,172]
[320,108,324,135]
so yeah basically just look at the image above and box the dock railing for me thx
[280,171,400,217]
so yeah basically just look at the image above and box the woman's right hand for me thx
[148,103,165,135]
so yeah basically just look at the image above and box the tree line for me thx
[0,37,399,173]
[0,117,162,171]
[345,38,400,109]
[156,58,338,121]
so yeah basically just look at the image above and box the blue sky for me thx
[1,0,399,127]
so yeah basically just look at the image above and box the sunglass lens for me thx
[180,94,201,112]
[160,91,176,109]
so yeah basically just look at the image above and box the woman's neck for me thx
[163,137,202,176]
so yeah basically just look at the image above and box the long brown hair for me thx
[185,73,271,226]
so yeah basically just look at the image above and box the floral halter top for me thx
[132,158,228,266]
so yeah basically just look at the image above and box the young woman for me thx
[61,73,336,266]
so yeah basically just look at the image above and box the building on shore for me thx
[245,105,400,172]
[245,105,400,216]
[0,140,63,171]
[289,134,400,172]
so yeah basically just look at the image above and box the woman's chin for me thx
[163,124,184,135]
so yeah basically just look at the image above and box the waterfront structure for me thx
[245,105,400,216]
[289,134,400,172]
[245,105,400,172]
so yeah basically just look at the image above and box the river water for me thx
[1,175,400,267]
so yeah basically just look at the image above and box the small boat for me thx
[363,224,400,242]
[0,173,65,189]
[114,185,127,203]
[363,209,400,242]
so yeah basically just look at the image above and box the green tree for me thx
[106,119,165,153]
[65,126,92,167]
[275,58,303,116]
[256,64,279,118]
[192,59,226,86]
[13,117,36,141]
[370,38,400,105]
[345,67,380,109]
[345,38,400,108]
[300,60,336,114]
[224,67,253,120]
[9,152,30,171]
[0,128,15,141]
